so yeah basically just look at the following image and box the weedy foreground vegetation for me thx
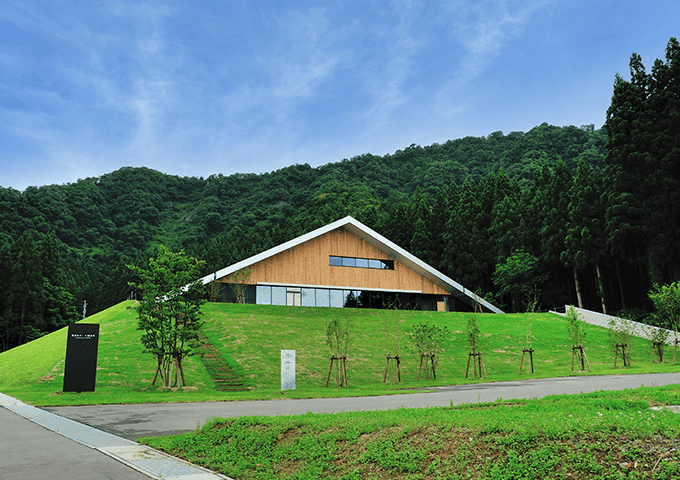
[141,385,680,479]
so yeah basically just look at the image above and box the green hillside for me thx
[1,301,678,406]
[0,123,611,324]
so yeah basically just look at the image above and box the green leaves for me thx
[566,306,587,347]
[605,37,680,282]
[493,250,543,312]
[409,322,449,358]
[465,315,481,353]
[648,282,680,332]
[127,246,206,387]
[0,232,77,351]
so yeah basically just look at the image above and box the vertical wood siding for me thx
[218,227,449,295]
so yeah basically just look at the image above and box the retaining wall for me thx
[551,306,677,346]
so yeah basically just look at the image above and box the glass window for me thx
[370,291,383,309]
[256,286,271,305]
[330,289,344,308]
[355,258,369,268]
[287,291,301,306]
[382,260,395,270]
[272,287,287,306]
[316,289,330,307]
[329,256,342,266]
[342,257,356,267]
[368,259,382,269]
[302,288,316,307]
[245,285,257,304]
[344,290,357,308]
[357,290,369,308]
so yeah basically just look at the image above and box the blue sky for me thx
[1,1,678,191]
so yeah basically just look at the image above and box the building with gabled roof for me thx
[199,216,503,313]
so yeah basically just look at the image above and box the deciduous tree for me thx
[128,247,206,387]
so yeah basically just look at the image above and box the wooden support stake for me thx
[582,347,591,372]
[325,357,335,387]
[383,355,402,383]
[326,356,348,387]
[518,348,534,374]
[614,344,628,368]
[572,346,590,372]
[614,345,618,368]
[622,344,628,367]
[466,352,487,379]
[652,342,665,363]
[342,355,348,387]
[418,353,435,381]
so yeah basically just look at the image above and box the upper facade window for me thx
[329,255,394,270]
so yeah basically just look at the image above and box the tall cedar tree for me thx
[605,38,680,289]
[535,161,574,308]
[563,161,608,313]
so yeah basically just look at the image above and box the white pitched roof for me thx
[200,216,504,314]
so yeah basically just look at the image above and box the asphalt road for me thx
[0,407,150,480]
[44,372,679,440]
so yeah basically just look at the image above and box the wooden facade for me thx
[218,226,449,296]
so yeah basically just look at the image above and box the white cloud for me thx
[368,3,420,111]
[446,0,553,78]
[265,7,348,103]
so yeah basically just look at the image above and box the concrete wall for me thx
[551,306,677,346]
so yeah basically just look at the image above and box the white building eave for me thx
[199,216,504,314]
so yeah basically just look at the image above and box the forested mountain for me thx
[1,38,678,352]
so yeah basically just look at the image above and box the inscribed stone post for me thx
[281,350,295,390]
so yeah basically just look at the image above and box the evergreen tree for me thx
[0,237,12,350]
[534,161,574,307]
[429,191,449,272]
[604,40,680,294]
[563,161,608,312]
[8,233,44,345]
[443,181,464,282]
[643,39,680,283]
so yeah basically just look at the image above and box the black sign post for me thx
[63,323,100,392]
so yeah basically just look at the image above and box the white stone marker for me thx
[281,350,296,390]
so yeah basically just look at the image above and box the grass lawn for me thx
[1,301,679,406]
[3,301,680,478]
[140,385,680,479]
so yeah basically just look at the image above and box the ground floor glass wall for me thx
[253,285,446,311]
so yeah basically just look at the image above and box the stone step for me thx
[197,331,249,392]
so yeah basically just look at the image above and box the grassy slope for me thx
[1,301,679,406]
[0,301,216,405]
[201,303,680,389]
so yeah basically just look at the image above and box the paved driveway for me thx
[44,372,680,440]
